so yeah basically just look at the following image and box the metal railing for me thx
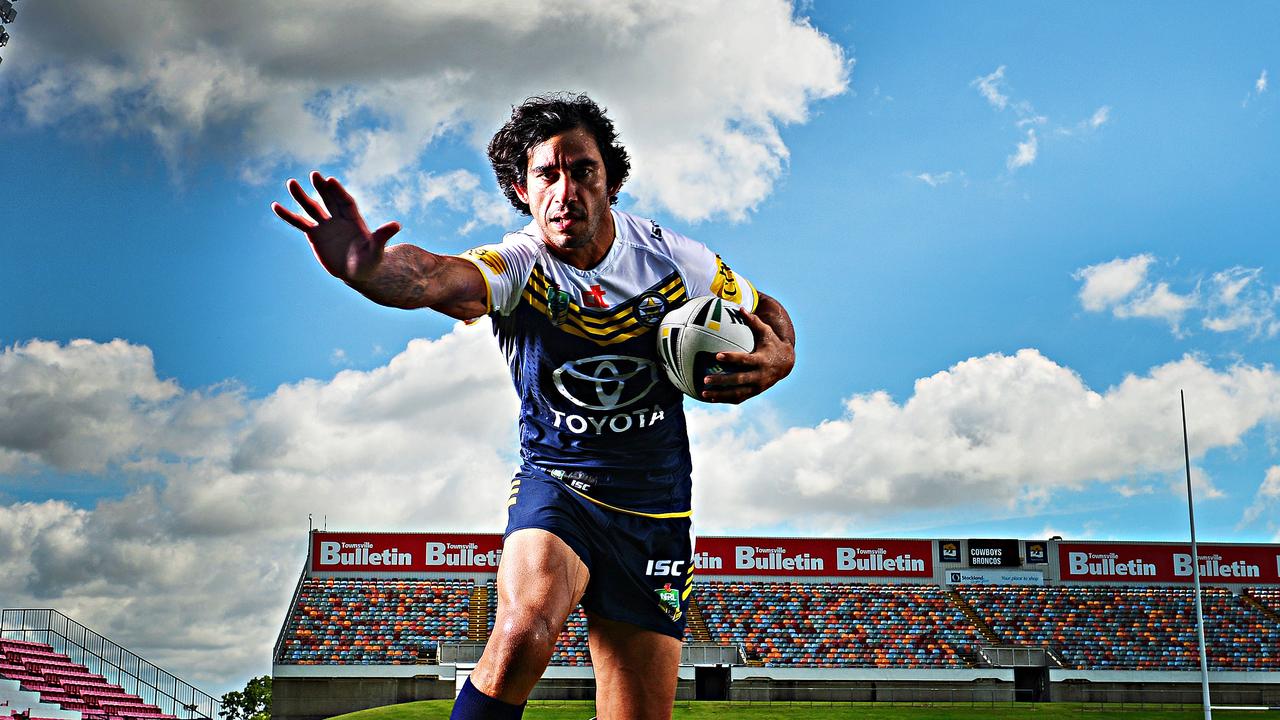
[1,609,221,720]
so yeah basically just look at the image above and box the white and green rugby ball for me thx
[657,296,755,400]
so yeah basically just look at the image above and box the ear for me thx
[514,182,529,206]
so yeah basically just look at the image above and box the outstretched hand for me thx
[700,307,796,404]
[271,171,402,284]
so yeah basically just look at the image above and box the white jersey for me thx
[459,209,757,479]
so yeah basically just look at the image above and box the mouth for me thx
[549,210,586,232]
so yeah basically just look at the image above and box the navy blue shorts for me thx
[504,463,694,640]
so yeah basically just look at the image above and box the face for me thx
[515,127,616,261]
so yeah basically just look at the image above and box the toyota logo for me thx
[552,355,659,411]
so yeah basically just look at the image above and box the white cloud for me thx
[1089,105,1111,129]
[1074,255,1199,335]
[1114,282,1198,333]
[1241,465,1280,528]
[8,0,849,224]
[688,350,1280,533]
[972,66,1108,170]
[973,66,1009,110]
[0,327,517,691]
[913,171,959,187]
[1202,267,1280,338]
[1074,254,1155,311]
[1243,69,1269,108]
[1077,256,1279,339]
[1006,128,1038,170]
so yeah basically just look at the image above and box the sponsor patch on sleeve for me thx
[709,255,755,308]
[462,246,507,276]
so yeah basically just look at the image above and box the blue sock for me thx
[450,676,526,720]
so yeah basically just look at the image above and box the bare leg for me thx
[470,528,590,704]
[587,612,682,720]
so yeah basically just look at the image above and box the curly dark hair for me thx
[488,92,631,215]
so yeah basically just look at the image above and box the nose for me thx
[551,174,576,204]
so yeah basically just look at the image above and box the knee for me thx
[493,606,561,663]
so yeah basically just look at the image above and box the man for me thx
[273,93,795,720]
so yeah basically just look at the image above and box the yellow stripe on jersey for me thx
[564,485,693,519]
[521,269,688,345]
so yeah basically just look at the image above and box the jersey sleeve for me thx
[663,227,760,311]
[456,232,540,317]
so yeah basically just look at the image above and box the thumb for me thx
[371,221,401,248]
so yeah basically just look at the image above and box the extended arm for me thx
[271,172,488,320]
[702,291,796,404]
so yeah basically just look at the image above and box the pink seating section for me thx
[0,638,175,720]
[698,581,980,668]
[277,578,472,664]
[959,586,1280,670]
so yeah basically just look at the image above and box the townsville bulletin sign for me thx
[309,532,934,578]
[1057,542,1280,583]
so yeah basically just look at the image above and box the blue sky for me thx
[1,0,1278,693]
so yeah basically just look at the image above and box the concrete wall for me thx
[1052,681,1280,706]
[728,677,1016,703]
[272,676,454,720]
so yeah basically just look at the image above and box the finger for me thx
[288,178,329,222]
[704,370,760,387]
[316,173,363,224]
[325,176,366,221]
[371,221,402,249]
[715,350,761,367]
[311,171,345,219]
[739,307,778,340]
[700,384,757,404]
[271,202,316,232]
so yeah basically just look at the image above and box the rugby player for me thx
[272,94,795,720]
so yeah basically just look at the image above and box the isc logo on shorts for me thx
[646,559,686,576]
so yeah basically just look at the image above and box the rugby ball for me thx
[657,296,755,400]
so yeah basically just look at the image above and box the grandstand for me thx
[0,611,219,720]
[272,532,1280,720]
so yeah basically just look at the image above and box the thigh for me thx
[471,528,590,703]
[588,612,682,720]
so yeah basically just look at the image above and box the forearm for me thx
[346,244,440,309]
[755,292,796,348]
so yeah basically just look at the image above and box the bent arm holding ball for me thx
[701,292,795,404]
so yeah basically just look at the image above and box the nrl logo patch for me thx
[546,281,571,326]
[656,583,682,622]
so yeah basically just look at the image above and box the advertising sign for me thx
[311,532,504,573]
[1057,542,1280,584]
[693,537,934,578]
[938,539,962,563]
[1025,541,1048,564]
[945,568,1044,586]
[968,538,1021,567]
[309,533,935,578]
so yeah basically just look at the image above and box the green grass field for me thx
[328,699,1271,720]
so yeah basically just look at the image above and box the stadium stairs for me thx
[684,598,712,643]
[467,585,489,642]
[945,589,1002,646]
[0,639,173,720]
[1242,590,1280,624]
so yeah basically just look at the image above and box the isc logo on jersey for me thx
[646,559,686,576]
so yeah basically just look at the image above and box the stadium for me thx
[248,532,1280,719]
[3,533,1280,719]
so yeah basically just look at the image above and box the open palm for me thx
[271,171,401,283]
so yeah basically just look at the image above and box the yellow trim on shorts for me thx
[563,485,692,519]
